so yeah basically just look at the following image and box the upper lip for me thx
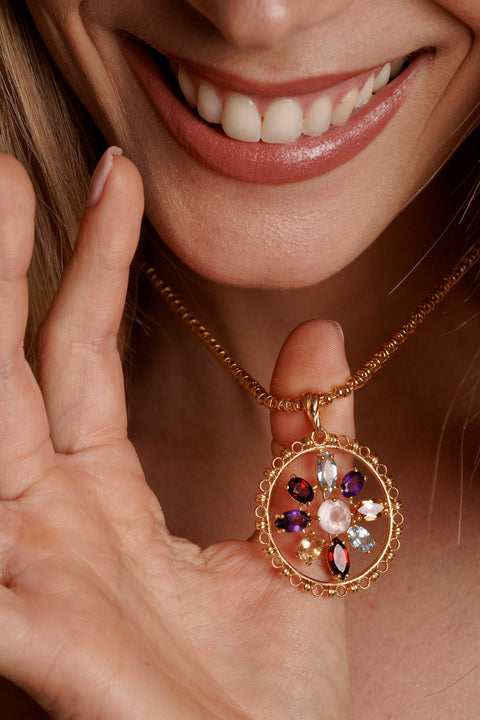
[123,33,418,98]
[167,56,387,97]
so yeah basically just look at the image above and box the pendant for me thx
[255,427,403,597]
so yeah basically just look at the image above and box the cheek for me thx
[435,1,480,30]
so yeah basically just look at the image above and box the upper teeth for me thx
[173,59,406,144]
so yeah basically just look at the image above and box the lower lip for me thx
[122,38,429,186]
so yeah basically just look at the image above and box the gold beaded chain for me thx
[141,241,480,596]
[140,241,480,412]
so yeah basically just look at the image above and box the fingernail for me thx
[86,146,123,208]
[333,321,345,343]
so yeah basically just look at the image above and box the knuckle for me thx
[37,314,118,364]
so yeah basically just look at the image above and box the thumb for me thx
[270,319,354,453]
[264,320,400,597]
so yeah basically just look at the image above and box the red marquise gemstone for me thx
[327,538,350,580]
[287,476,315,504]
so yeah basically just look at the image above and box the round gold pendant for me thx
[255,430,403,597]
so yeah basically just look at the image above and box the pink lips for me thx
[121,37,428,185]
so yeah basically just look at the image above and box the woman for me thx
[0,1,479,717]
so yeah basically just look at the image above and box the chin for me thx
[147,201,381,290]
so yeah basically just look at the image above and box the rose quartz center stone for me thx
[318,499,351,535]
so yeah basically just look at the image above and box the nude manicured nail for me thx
[333,321,345,343]
[86,146,123,207]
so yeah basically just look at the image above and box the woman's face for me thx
[27,0,480,287]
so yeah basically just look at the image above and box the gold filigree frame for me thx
[255,431,403,597]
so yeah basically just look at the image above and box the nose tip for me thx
[186,0,354,50]
[220,1,306,49]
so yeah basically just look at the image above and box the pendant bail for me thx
[301,392,324,436]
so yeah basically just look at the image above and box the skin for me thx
[1,0,480,718]
[25,0,480,286]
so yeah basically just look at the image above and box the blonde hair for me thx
[0,0,104,365]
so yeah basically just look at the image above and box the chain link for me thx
[141,241,480,413]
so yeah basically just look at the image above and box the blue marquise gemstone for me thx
[317,451,337,493]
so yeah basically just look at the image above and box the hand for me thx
[0,151,352,719]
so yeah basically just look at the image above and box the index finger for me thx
[37,150,145,454]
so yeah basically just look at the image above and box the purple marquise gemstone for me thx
[275,509,311,533]
[340,470,365,498]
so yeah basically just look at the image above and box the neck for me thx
[130,147,480,547]
[137,155,470,394]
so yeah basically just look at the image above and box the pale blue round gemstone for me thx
[347,525,375,553]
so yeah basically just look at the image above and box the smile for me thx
[121,35,432,185]
[172,58,406,144]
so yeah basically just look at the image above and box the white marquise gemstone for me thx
[357,499,384,521]
[347,526,375,552]
[318,499,351,535]
[317,451,337,493]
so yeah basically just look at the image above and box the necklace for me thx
[141,242,480,598]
